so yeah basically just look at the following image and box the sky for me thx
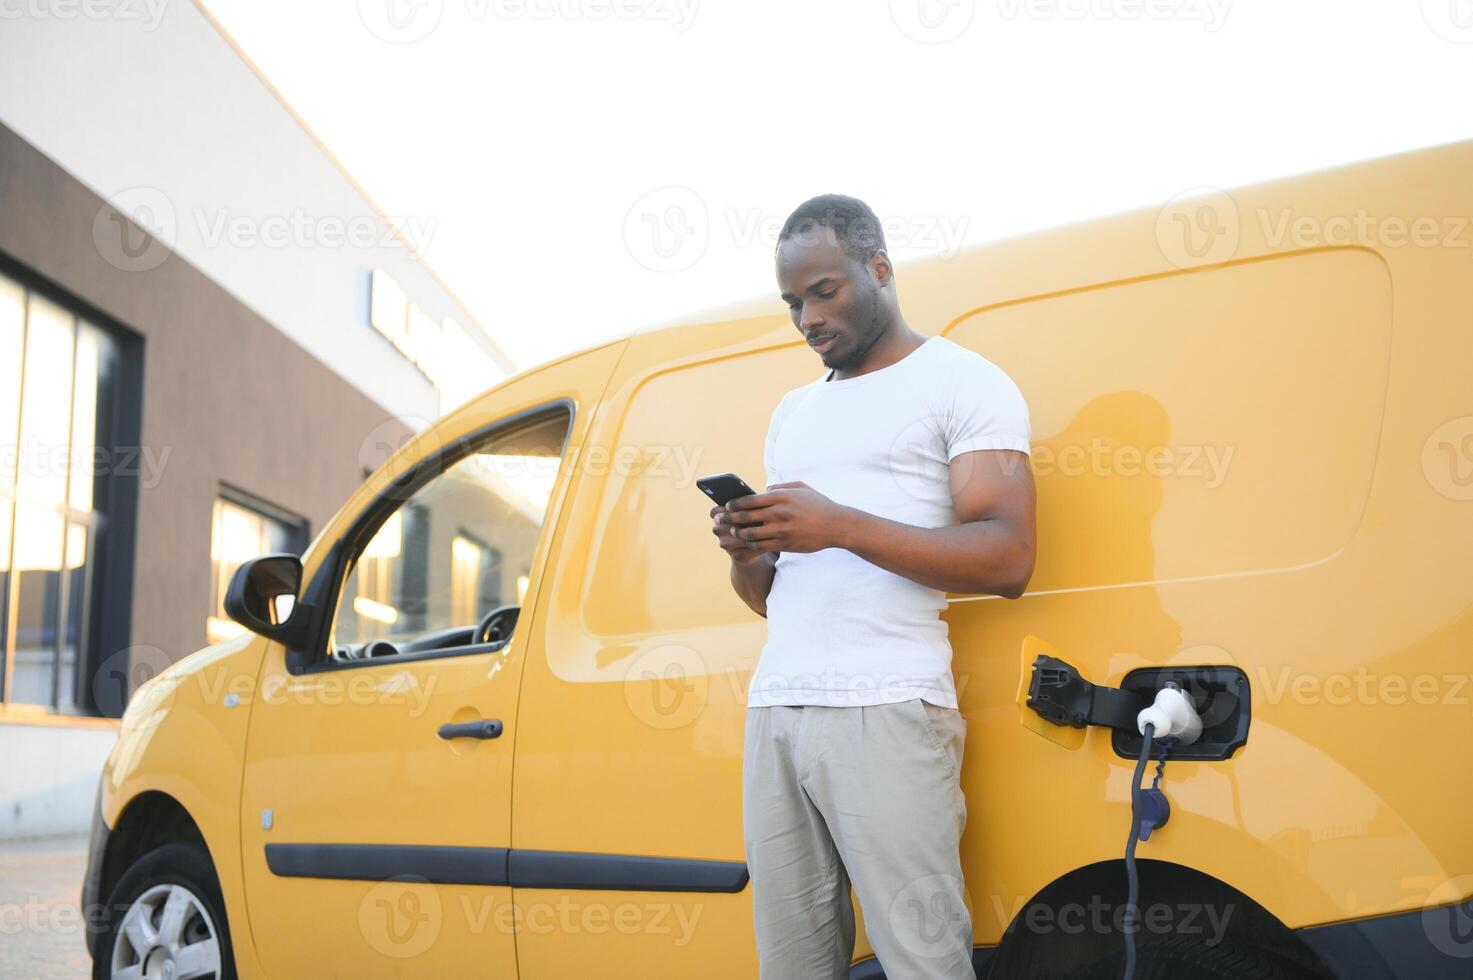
[200,0,1473,371]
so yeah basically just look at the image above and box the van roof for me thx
[634,136,1473,340]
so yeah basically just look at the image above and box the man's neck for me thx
[825,324,925,382]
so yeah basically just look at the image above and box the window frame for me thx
[287,398,575,676]
[0,255,140,716]
[208,485,309,645]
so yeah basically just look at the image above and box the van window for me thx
[575,348,812,645]
[326,409,569,658]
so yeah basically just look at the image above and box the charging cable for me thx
[1122,683,1202,979]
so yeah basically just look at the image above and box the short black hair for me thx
[777,194,887,265]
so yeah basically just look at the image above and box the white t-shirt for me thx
[748,334,1032,710]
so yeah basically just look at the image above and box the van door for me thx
[238,342,622,976]
[506,327,819,977]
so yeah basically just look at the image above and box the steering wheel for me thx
[475,604,521,645]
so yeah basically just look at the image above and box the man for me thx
[711,194,1037,979]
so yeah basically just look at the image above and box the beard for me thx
[826,281,888,372]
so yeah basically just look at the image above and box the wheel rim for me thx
[110,882,222,980]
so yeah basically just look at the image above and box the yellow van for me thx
[83,139,1473,979]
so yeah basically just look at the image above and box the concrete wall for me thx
[0,120,423,838]
[0,0,512,424]
[0,118,418,677]
[0,722,116,840]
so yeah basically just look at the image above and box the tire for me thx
[1068,934,1318,980]
[92,841,236,980]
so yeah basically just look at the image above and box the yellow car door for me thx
[238,342,622,976]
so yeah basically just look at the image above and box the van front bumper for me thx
[80,776,111,960]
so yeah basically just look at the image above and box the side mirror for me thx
[225,554,305,644]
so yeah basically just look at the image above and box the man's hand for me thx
[716,481,849,556]
[711,500,771,565]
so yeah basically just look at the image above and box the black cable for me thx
[1123,721,1155,980]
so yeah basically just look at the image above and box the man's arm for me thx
[718,394,788,617]
[841,449,1036,597]
[725,449,1036,598]
[728,551,777,617]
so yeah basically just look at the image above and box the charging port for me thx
[1113,666,1251,761]
[1025,655,1252,761]
[1025,655,1151,731]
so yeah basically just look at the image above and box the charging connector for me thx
[1135,682,1203,745]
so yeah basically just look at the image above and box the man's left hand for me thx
[721,481,851,554]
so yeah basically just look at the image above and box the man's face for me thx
[776,228,886,372]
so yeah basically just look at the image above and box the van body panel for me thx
[935,141,1473,940]
[506,320,793,974]
[97,632,269,978]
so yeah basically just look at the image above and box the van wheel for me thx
[1068,935,1317,979]
[93,842,236,980]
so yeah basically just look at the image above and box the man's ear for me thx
[869,249,894,287]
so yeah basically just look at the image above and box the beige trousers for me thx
[742,699,977,980]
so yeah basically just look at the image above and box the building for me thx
[0,1,515,838]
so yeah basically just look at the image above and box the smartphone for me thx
[697,472,760,507]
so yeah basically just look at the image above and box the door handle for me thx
[438,719,503,740]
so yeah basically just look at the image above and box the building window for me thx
[0,271,122,712]
[207,490,307,645]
